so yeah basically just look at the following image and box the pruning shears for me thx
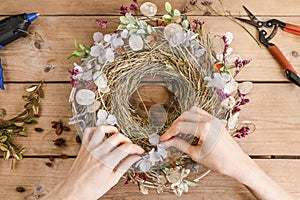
[236,6,300,87]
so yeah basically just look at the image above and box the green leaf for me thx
[117,24,127,30]
[120,16,130,24]
[74,38,78,48]
[165,2,172,14]
[173,9,181,17]
[25,120,38,124]
[79,43,87,50]
[127,23,137,30]
[224,65,236,70]
[162,14,172,21]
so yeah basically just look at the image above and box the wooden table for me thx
[0,0,299,199]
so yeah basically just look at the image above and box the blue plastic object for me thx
[26,13,39,23]
[0,45,3,49]
[0,58,4,90]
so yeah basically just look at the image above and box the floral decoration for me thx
[68,0,255,196]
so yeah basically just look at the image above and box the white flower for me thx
[204,73,230,90]
[136,156,152,172]
[93,72,110,93]
[75,89,95,106]
[129,34,144,51]
[96,109,117,126]
[221,96,236,109]
[90,44,105,57]
[149,133,160,145]
[164,23,183,42]
[239,82,253,95]
[224,32,233,44]
[167,168,190,196]
[228,112,240,129]
[105,48,114,62]
[87,101,100,113]
[191,40,206,57]
[224,79,238,94]
[93,32,104,43]
[140,2,158,17]
[149,148,162,164]
[121,29,129,38]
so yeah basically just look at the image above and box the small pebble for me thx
[16,186,25,193]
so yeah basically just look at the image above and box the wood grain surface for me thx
[0,0,299,199]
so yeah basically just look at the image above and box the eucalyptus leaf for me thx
[117,24,127,30]
[173,9,181,17]
[162,14,172,21]
[165,2,172,14]
[120,16,130,24]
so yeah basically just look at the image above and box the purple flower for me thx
[235,126,250,138]
[193,19,205,26]
[96,19,108,29]
[71,78,80,88]
[234,107,241,112]
[129,4,138,11]
[241,98,250,105]
[120,5,128,15]
[68,68,79,76]
[216,89,230,101]
[133,0,138,3]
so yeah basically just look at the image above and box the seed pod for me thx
[0,108,6,118]
[16,186,26,193]
[4,151,11,160]
[26,85,38,92]
[45,162,53,167]
[12,152,21,160]
[0,143,8,151]
[18,147,26,154]
[55,123,63,135]
[34,127,44,132]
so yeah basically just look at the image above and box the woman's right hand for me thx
[160,106,250,177]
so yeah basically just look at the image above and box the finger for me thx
[82,127,97,144]
[114,155,142,174]
[180,111,203,123]
[91,133,133,159]
[88,125,118,150]
[163,137,197,159]
[101,143,144,170]
[190,106,210,117]
[160,121,204,141]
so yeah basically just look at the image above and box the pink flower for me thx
[129,4,138,11]
[120,5,128,15]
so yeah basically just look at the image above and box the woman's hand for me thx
[160,106,293,200]
[160,106,248,177]
[43,125,144,200]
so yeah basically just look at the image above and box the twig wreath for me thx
[68,1,255,196]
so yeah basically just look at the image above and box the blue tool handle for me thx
[0,58,4,90]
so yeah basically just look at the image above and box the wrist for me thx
[42,180,78,200]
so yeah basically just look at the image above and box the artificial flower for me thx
[149,133,160,145]
[93,32,104,43]
[129,34,144,51]
[204,72,230,90]
[221,96,236,109]
[96,109,117,125]
[224,79,238,94]
[93,71,110,93]
[96,19,108,29]
[228,112,240,129]
[140,2,158,17]
[75,89,95,106]
[238,82,253,95]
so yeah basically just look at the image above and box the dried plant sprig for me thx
[0,82,44,169]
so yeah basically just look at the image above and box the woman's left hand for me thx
[43,125,144,200]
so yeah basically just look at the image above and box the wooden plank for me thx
[1,16,299,82]
[0,158,299,199]
[1,0,300,16]
[0,83,299,156]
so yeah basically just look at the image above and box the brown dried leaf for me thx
[0,136,8,143]
[4,151,11,160]
[0,108,6,118]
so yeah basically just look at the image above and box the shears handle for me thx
[283,23,300,35]
[268,45,300,87]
